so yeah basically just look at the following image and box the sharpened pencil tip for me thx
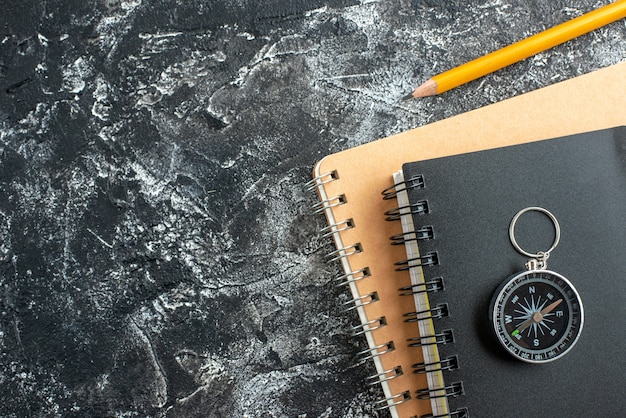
[402,92,415,101]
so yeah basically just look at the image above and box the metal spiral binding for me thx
[421,408,469,418]
[320,218,354,238]
[390,226,434,245]
[407,329,454,348]
[412,356,459,374]
[356,340,396,362]
[326,243,362,262]
[348,316,387,336]
[312,194,347,214]
[416,382,464,400]
[334,267,371,288]
[398,277,444,296]
[381,174,425,200]
[342,291,378,312]
[311,171,406,415]
[372,391,412,411]
[382,173,468,416]
[306,170,338,191]
[403,303,449,323]
[384,199,429,221]
[365,365,404,385]
[394,251,439,272]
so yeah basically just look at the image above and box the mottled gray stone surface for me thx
[1,1,624,417]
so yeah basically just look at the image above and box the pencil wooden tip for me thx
[407,79,439,99]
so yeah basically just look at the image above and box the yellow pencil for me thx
[405,0,626,99]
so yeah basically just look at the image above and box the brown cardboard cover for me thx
[312,62,626,418]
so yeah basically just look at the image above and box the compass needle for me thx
[541,299,563,315]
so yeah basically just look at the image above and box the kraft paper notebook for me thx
[309,61,626,418]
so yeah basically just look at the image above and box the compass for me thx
[489,207,584,363]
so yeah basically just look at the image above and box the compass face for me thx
[490,270,584,363]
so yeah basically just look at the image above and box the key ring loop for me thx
[509,207,561,259]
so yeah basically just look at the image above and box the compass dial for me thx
[490,270,584,363]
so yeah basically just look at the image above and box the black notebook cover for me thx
[400,127,626,417]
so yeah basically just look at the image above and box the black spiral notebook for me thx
[385,126,626,417]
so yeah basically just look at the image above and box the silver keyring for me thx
[509,207,560,259]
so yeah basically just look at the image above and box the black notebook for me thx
[385,126,626,417]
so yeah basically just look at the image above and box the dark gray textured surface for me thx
[0,1,624,417]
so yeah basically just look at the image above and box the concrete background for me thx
[1,1,625,416]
